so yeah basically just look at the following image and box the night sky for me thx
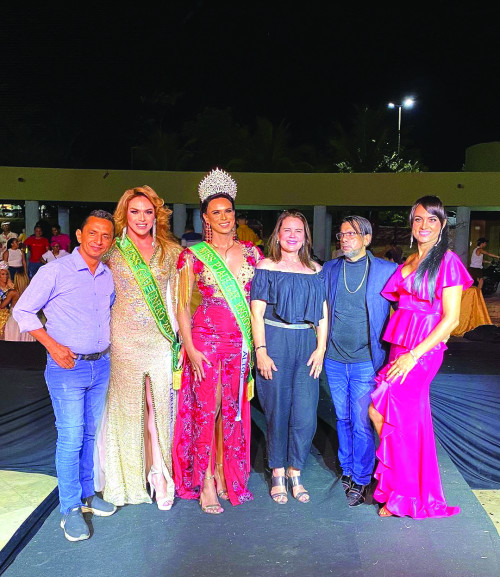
[1,2,499,172]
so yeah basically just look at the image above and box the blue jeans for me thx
[28,261,43,279]
[45,353,110,513]
[324,359,376,486]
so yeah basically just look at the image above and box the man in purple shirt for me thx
[14,210,117,542]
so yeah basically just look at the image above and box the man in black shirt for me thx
[323,216,397,506]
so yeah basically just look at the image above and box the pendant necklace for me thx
[343,257,369,294]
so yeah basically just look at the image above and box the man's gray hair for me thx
[341,215,372,238]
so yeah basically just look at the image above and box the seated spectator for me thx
[3,270,35,342]
[3,237,27,281]
[51,224,71,252]
[41,241,69,263]
[181,225,202,248]
[24,226,49,278]
[0,264,19,339]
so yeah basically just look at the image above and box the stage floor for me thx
[2,393,500,577]
[1,291,499,576]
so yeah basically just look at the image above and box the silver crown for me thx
[198,168,237,203]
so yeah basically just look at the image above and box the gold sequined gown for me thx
[99,243,180,506]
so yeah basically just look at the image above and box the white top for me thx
[0,232,18,252]
[42,249,69,263]
[470,248,484,269]
[6,248,23,267]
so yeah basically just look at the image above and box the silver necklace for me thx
[343,257,369,294]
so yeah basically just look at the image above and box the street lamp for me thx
[388,97,415,154]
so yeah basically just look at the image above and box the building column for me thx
[24,201,39,237]
[313,205,327,261]
[173,204,187,240]
[324,212,332,261]
[454,206,471,267]
[193,208,202,234]
[57,206,70,234]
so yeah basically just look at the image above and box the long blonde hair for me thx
[114,185,179,265]
[14,272,30,296]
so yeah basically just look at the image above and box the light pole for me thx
[388,97,415,154]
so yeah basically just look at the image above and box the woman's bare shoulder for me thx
[256,257,274,270]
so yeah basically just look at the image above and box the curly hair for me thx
[267,209,315,271]
[114,186,178,265]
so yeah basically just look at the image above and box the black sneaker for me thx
[60,507,90,542]
[341,475,353,495]
[347,483,367,507]
[82,495,117,517]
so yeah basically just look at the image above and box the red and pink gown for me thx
[371,250,472,518]
[173,242,262,506]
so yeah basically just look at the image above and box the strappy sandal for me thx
[215,463,229,501]
[378,505,393,517]
[199,474,224,515]
[147,466,173,511]
[287,471,310,503]
[270,474,288,504]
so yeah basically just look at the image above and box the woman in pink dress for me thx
[173,169,262,514]
[369,196,472,519]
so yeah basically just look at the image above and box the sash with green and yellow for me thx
[115,236,183,389]
[185,242,255,422]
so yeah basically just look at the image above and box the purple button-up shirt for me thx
[14,248,114,354]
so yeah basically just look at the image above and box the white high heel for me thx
[147,466,173,511]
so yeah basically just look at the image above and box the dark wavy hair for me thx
[200,193,235,240]
[410,195,448,303]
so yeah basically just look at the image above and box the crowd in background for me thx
[0,220,71,340]
[1,210,496,343]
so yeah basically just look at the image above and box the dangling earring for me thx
[152,218,157,248]
[410,235,413,249]
[121,226,127,241]
[436,229,442,244]
[233,226,238,241]
[205,222,212,243]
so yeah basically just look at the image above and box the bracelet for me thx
[255,345,267,351]
[409,350,419,363]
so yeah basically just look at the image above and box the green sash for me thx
[190,242,254,409]
[115,236,181,384]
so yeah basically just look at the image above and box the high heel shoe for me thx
[147,466,173,511]
[286,470,310,503]
[270,473,288,504]
[378,505,393,517]
[199,474,224,515]
[215,463,229,501]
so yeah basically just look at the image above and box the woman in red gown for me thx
[173,169,262,514]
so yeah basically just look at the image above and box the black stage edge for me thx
[0,489,58,575]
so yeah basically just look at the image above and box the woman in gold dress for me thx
[97,186,181,509]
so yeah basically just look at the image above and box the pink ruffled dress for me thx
[371,251,472,518]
